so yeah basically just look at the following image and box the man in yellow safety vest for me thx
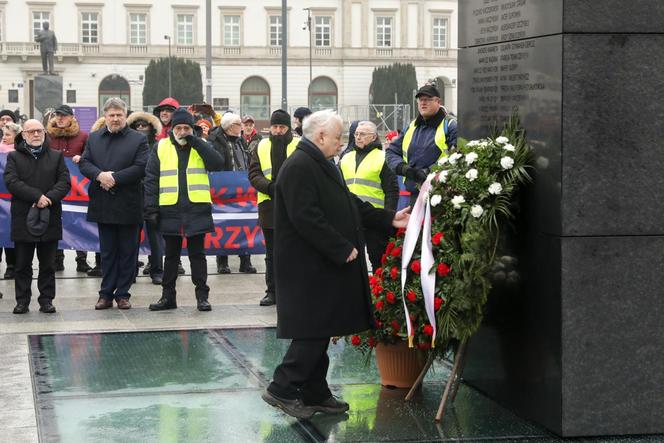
[248,109,299,307]
[339,121,398,271]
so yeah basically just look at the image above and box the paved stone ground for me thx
[0,252,275,443]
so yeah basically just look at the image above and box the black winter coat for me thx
[144,134,224,236]
[79,124,149,225]
[208,128,249,171]
[3,140,71,242]
[274,138,394,339]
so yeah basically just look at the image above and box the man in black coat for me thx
[261,110,410,419]
[79,98,148,310]
[144,109,224,312]
[3,119,71,314]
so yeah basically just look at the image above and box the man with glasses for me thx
[3,119,71,314]
[386,84,457,205]
[339,121,399,271]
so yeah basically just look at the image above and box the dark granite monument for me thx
[34,74,63,118]
[458,0,664,437]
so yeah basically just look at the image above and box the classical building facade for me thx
[0,0,458,122]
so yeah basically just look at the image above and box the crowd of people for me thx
[0,83,457,418]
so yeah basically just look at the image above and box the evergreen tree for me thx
[142,57,204,107]
[370,63,418,104]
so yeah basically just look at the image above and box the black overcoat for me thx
[144,134,224,236]
[79,124,148,225]
[3,140,71,242]
[274,138,394,339]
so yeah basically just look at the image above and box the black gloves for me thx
[396,163,429,184]
[185,134,206,149]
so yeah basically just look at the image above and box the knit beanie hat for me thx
[270,109,291,128]
[170,108,195,128]
[0,109,17,123]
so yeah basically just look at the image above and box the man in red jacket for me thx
[46,104,96,273]
[153,97,180,141]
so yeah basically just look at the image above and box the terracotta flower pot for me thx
[375,341,427,388]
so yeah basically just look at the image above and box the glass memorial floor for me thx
[27,328,663,442]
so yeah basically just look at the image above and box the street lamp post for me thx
[164,35,172,97]
[303,8,312,106]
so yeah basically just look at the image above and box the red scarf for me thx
[243,128,257,144]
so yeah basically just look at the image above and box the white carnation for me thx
[448,153,463,165]
[465,168,478,181]
[437,156,449,166]
[470,205,484,218]
[496,136,509,144]
[427,172,437,182]
[451,195,465,209]
[479,141,489,149]
[465,152,478,165]
[430,194,442,207]
[467,140,480,147]
[500,156,514,170]
[437,170,449,183]
[503,143,516,152]
[488,182,503,195]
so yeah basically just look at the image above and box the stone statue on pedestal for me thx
[35,22,57,75]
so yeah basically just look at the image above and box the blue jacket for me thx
[79,124,149,225]
[386,108,457,193]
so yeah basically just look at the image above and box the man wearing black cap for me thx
[292,107,312,137]
[144,108,224,312]
[47,104,95,273]
[3,119,71,314]
[79,97,148,310]
[248,109,300,306]
[386,84,457,205]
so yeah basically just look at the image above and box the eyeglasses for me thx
[24,129,45,135]
[135,123,149,129]
[354,132,375,138]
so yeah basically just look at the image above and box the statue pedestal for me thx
[34,74,63,119]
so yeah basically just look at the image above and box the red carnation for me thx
[369,276,378,286]
[381,254,388,265]
[410,260,421,274]
[407,290,417,302]
[386,291,396,304]
[391,320,400,332]
[390,247,402,257]
[423,324,434,336]
[432,232,444,246]
[396,228,406,237]
[374,268,383,278]
[371,284,383,295]
[434,297,443,311]
[375,300,384,311]
[385,242,395,255]
[437,263,451,277]
[351,335,362,346]
[368,337,377,348]
[390,266,398,280]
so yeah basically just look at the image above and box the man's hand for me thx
[36,195,52,208]
[97,171,115,191]
[392,206,411,229]
[414,168,429,184]
[72,155,81,164]
[346,248,359,263]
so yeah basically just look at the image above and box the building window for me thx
[314,16,332,47]
[269,15,282,47]
[32,11,50,41]
[375,16,392,47]
[433,17,448,48]
[213,97,229,111]
[223,15,240,46]
[66,90,77,103]
[309,76,337,110]
[241,76,270,121]
[176,14,194,45]
[8,89,19,103]
[81,12,99,44]
[129,13,147,45]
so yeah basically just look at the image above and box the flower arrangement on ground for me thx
[349,114,532,359]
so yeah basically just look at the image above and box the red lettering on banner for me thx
[210,187,228,204]
[224,226,242,249]
[242,226,261,248]
[66,176,90,201]
[205,227,223,249]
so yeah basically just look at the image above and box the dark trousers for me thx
[14,241,57,306]
[145,221,164,275]
[98,223,140,300]
[55,249,93,264]
[263,228,275,297]
[365,228,388,273]
[163,234,208,300]
[41,51,54,73]
[268,338,332,404]
[1,247,15,267]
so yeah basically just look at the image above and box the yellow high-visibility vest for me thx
[401,116,455,163]
[256,137,300,204]
[340,148,386,208]
[157,138,212,206]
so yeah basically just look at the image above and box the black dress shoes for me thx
[151,274,163,285]
[149,298,177,311]
[13,304,29,314]
[39,302,56,313]
[260,294,276,306]
[197,299,212,311]
[261,389,315,419]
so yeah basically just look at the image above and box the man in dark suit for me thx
[261,110,410,419]
[79,97,148,310]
